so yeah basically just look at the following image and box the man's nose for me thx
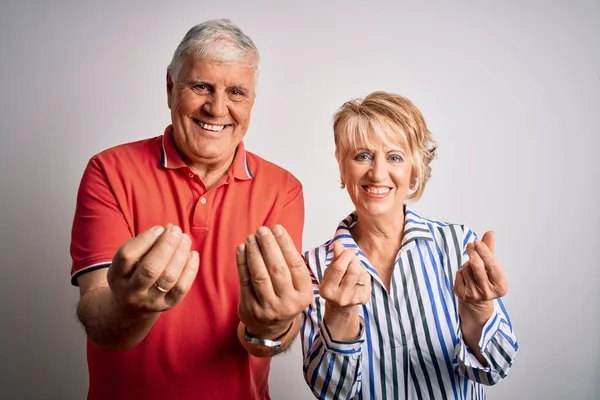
[203,92,228,117]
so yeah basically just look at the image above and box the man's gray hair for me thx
[167,18,259,81]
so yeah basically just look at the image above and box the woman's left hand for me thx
[453,231,508,321]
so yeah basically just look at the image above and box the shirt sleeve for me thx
[70,156,133,286]
[454,226,519,385]
[301,246,364,399]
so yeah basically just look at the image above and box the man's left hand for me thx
[236,225,313,340]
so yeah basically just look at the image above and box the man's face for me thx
[167,56,256,168]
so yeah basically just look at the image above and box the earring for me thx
[340,181,346,189]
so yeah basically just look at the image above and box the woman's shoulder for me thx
[407,208,477,246]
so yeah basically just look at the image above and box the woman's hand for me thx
[320,241,371,341]
[454,231,507,363]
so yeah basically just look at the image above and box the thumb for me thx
[481,231,495,254]
[332,241,344,259]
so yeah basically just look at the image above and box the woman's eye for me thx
[354,152,372,161]
[389,154,404,162]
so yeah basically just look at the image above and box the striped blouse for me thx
[301,207,518,400]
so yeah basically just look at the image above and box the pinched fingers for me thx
[271,225,312,296]
[111,225,166,278]
[473,240,505,287]
[338,254,362,292]
[454,262,483,302]
[253,226,295,296]
[152,233,192,292]
[166,250,199,302]
[245,233,276,305]
[322,246,357,289]
[236,244,257,300]
[130,225,186,291]
[466,242,489,294]
[321,249,368,308]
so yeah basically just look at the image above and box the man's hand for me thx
[236,225,313,341]
[320,241,371,341]
[107,224,200,316]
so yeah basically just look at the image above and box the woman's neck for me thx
[351,208,406,290]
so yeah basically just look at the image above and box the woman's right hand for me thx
[320,241,371,341]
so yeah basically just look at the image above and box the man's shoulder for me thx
[245,150,302,188]
[90,136,162,166]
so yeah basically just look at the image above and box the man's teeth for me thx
[199,122,226,132]
[365,187,391,194]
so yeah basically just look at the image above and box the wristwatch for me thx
[244,328,282,350]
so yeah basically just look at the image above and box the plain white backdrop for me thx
[1,1,598,399]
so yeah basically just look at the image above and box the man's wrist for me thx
[243,322,293,349]
[245,320,294,341]
[238,317,298,356]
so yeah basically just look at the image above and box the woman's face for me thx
[339,135,414,220]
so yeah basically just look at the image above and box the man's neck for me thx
[189,152,235,189]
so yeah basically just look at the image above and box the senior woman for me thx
[301,91,518,399]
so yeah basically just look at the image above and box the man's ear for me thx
[166,71,174,109]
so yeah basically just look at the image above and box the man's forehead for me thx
[183,57,255,81]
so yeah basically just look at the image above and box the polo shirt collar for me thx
[160,125,253,180]
[326,205,435,261]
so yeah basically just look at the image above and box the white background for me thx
[1,1,598,399]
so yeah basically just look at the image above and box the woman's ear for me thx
[335,149,346,189]
[409,169,419,190]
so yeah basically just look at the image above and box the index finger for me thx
[236,243,256,301]
[481,231,495,254]
[272,225,312,293]
[112,225,166,277]
[474,240,503,282]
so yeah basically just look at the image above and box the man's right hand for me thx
[107,224,200,315]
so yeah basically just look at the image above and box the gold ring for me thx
[356,281,365,286]
[155,283,169,293]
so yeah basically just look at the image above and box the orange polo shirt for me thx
[70,125,304,400]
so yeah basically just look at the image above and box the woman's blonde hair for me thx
[333,91,437,201]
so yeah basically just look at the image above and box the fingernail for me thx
[191,250,199,260]
[246,234,256,244]
[237,244,246,254]
[180,233,191,244]
[170,225,182,237]
[152,226,165,236]
[257,226,270,236]
[272,225,284,237]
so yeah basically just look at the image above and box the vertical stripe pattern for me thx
[300,207,518,399]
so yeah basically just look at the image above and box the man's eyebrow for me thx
[187,78,213,86]
[229,84,250,93]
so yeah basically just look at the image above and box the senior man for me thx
[70,19,312,400]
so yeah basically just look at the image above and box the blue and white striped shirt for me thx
[301,207,518,399]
